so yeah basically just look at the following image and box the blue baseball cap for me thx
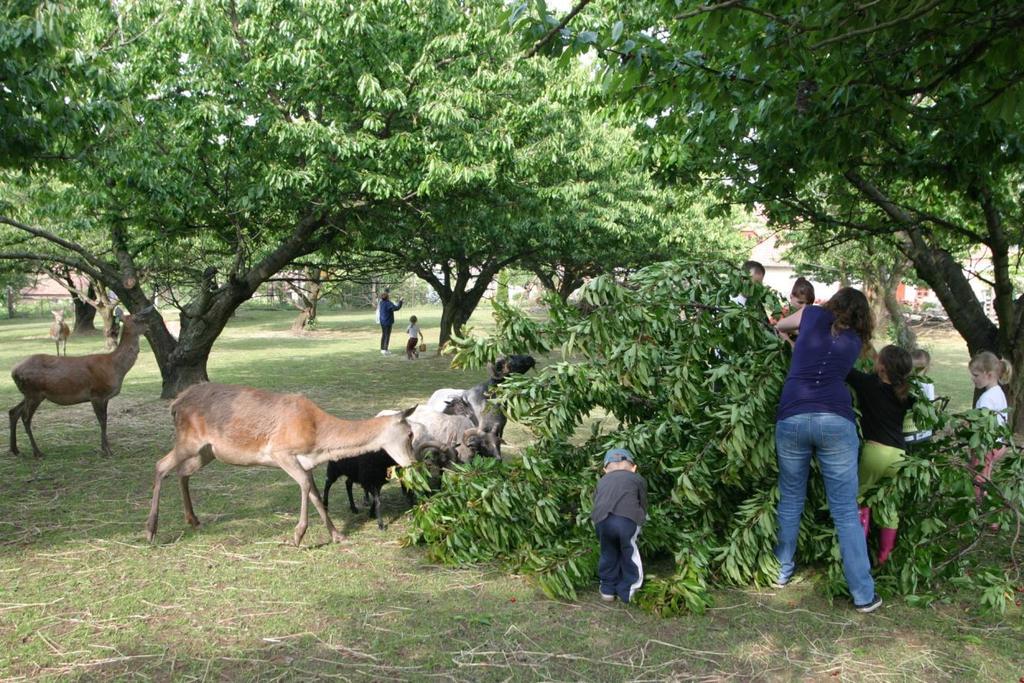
[603,447,635,466]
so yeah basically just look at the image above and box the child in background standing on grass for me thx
[846,345,916,564]
[591,448,647,603]
[405,315,424,360]
[968,351,1012,506]
[903,349,936,448]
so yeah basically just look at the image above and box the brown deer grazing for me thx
[145,383,426,546]
[49,310,70,356]
[9,307,154,458]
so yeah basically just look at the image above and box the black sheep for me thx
[323,450,396,530]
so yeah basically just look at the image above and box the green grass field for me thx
[1,308,1020,681]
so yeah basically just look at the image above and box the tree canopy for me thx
[512,0,1024,429]
[0,1,696,389]
[1,1,116,168]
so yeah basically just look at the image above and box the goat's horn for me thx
[415,439,448,459]
[461,428,480,445]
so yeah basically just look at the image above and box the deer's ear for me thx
[401,404,417,419]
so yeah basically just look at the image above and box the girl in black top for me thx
[846,345,915,564]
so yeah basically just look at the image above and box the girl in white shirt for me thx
[969,351,1011,505]
[405,315,424,360]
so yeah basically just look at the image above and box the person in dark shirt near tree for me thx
[591,448,647,604]
[846,345,915,565]
[772,287,882,613]
[376,289,403,355]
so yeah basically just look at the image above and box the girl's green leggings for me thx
[858,441,906,528]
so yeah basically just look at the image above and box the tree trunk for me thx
[558,274,584,302]
[159,359,212,399]
[286,267,324,332]
[438,297,477,350]
[866,284,889,340]
[533,266,585,303]
[136,285,248,398]
[292,308,312,332]
[99,305,119,350]
[71,284,97,334]
[145,313,219,399]
[843,171,1022,430]
[433,260,509,350]
[2,210,332,399]
[882,288,916,349]
[1009,343,1024,435]
[5,286,14,318]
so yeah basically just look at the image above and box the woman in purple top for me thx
[773,287,882,613]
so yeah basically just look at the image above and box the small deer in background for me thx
[49,310,70,356]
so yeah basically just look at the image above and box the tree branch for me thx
[0,215,108,274]
[0,251,104,281]
[673,0,794,25]
[810,0,944,50]
[524,0,594,59]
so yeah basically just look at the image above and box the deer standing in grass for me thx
[145,383,427,546]
[49,310,70,356]
[9,307,154,458]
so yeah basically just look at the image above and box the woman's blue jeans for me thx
[774,412,875,605]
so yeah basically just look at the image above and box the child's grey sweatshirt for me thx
[591,470,648,526]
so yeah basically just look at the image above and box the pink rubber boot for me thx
[858,506,871,538]
[877,527,898,564]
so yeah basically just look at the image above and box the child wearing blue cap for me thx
[591,447,647,603]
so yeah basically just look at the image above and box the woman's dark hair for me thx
[877,345,913,402]
[791,277,815,305]
[822,287,873,344]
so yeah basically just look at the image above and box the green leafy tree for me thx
[0,1,113,167]
[370,64,745,345]
[0,0,598,395]
[405,261,1023,614]
[512,0,1024,431]
[521,109,749,302]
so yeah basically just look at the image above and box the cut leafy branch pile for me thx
[401,261,1022,615]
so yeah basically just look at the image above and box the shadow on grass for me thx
[0,438,419,554]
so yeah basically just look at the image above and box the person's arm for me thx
[394,299,404,311]
[845,368,873,391]
[418,329,425,341]
[637,476,648,520]
[774,305,805,335]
